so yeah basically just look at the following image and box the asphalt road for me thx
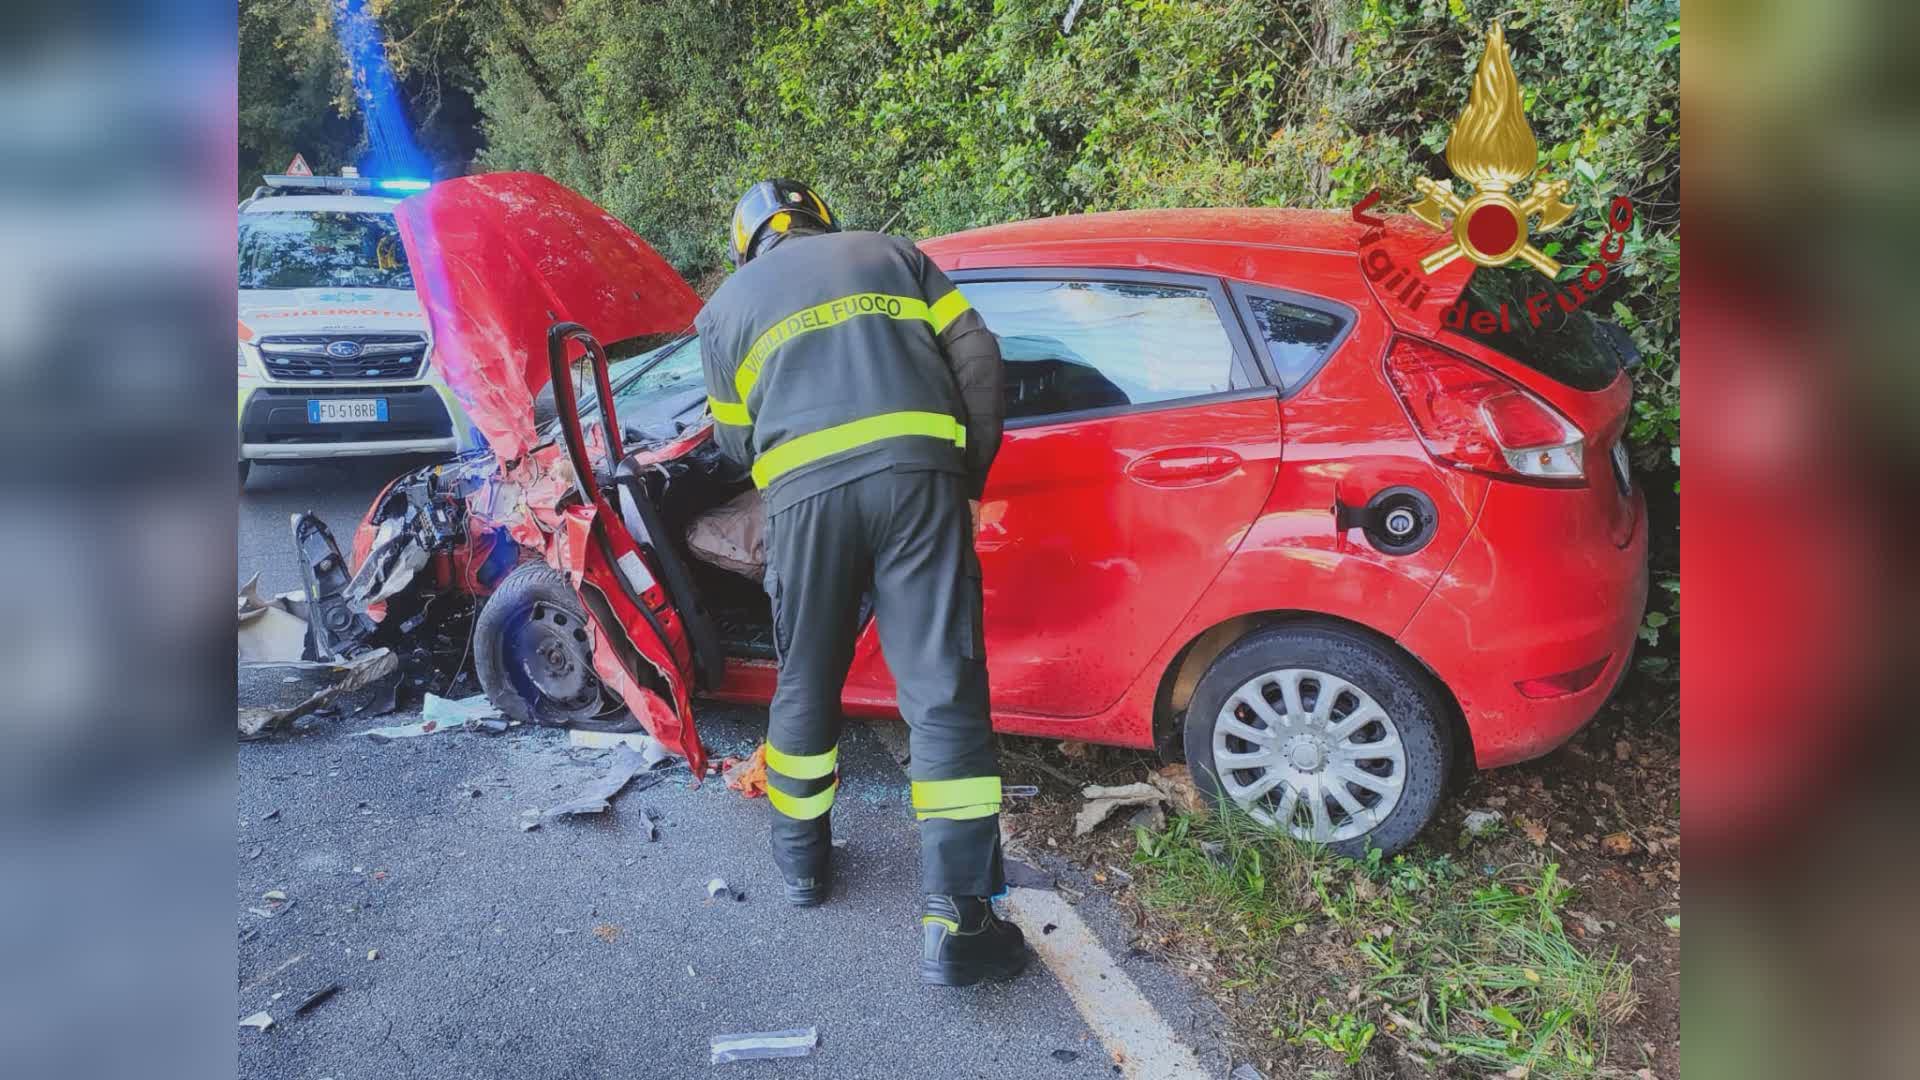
[238,463,1232,1079]
[238,457,436,595]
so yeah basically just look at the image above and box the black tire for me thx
[1183,622,1451,857]
[475,561,618,728]
[239,460,251,489]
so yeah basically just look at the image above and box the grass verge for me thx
[1132,809,1638,1077]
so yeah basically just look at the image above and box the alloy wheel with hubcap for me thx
[1184,624,1450,856]
[1212,668,1407,843]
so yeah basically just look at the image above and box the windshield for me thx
[564,335,708,444]
[239,210,414,290]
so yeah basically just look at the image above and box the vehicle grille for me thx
[258,332,428,381]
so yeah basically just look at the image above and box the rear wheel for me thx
[1184,624,1451,857]
[475,562,610,727]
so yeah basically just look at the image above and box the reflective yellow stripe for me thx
[922,915,959,932]
[735,292,937,403]
[929,289,972,334]
[911,776,1001,821]
[709,396,752,426]
[916,802,1001,822]
[767,779,838,820]
[765,743,837,781]
[751,411,966,488]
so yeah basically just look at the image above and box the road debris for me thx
[240,648,400,740]
[358,714,461,741]
[422,693,503,727]
[593,923,622,943]
[706,878,746,903]
[238,574,310,662]
[1601,831,1636,856]
[639,807,662,842]
[723,745,769,799]
[293,984,340,1015]
[1230,1063,1266,1080]
[1074,782,1168,836]
[1148,763,1206,815]
[709,1027,817,1064]
[1051,1049,1079,1063]
[522,745,663,828]
[1004,784,1040,798]
[569,730,672,766]
[238,1011,274,1032]
[367,949,379,961]
[1462,809,1505,840]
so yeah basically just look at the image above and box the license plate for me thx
[1610,440,1632,495]
[308,398,388,423]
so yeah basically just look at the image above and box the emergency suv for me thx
[237,171,478,487]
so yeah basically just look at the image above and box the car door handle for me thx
[1125,447,1242,486]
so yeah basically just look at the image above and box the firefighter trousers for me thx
[760,467,1004,898]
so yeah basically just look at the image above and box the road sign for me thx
[286,154,313,177]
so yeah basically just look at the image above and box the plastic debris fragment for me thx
[421,693,502,726]
[709,1027,818,1063]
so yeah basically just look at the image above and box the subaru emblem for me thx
[325,340,364,360]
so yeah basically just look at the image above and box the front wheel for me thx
[474,562,615,728]
[1184,624,1451,857]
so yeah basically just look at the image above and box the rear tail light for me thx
[1383,336,1586,484]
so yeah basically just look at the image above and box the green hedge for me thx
[471,0,1680,655]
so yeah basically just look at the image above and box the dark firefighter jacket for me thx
[694,230,1005,515]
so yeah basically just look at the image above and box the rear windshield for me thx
[239,210,413,290]
[1456,265,1625,392]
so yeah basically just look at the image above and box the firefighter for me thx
[695,179,1025,986]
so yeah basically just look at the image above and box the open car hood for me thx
[392,173,702,462]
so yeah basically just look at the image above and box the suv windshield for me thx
[1456,265,1628,392]
[239,210,414,290]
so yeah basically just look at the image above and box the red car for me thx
[324,174,1646,856]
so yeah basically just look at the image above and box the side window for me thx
[1243,294,1346,392]
[956,279,1239,422]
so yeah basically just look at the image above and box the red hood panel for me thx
[393,173,702,462]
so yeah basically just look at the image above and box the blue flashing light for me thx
[377,178,432,193]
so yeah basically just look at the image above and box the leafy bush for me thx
[242,0,1682,662]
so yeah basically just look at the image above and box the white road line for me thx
[864,720,1201,1075]
[1005,887,1209,1080]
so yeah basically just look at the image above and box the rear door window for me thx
[1232,289,1350,392]
[955,278,1245,422]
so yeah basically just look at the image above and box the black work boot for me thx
[921,894,1029,986]
[772,815,832,907]
[782,853,831,907]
